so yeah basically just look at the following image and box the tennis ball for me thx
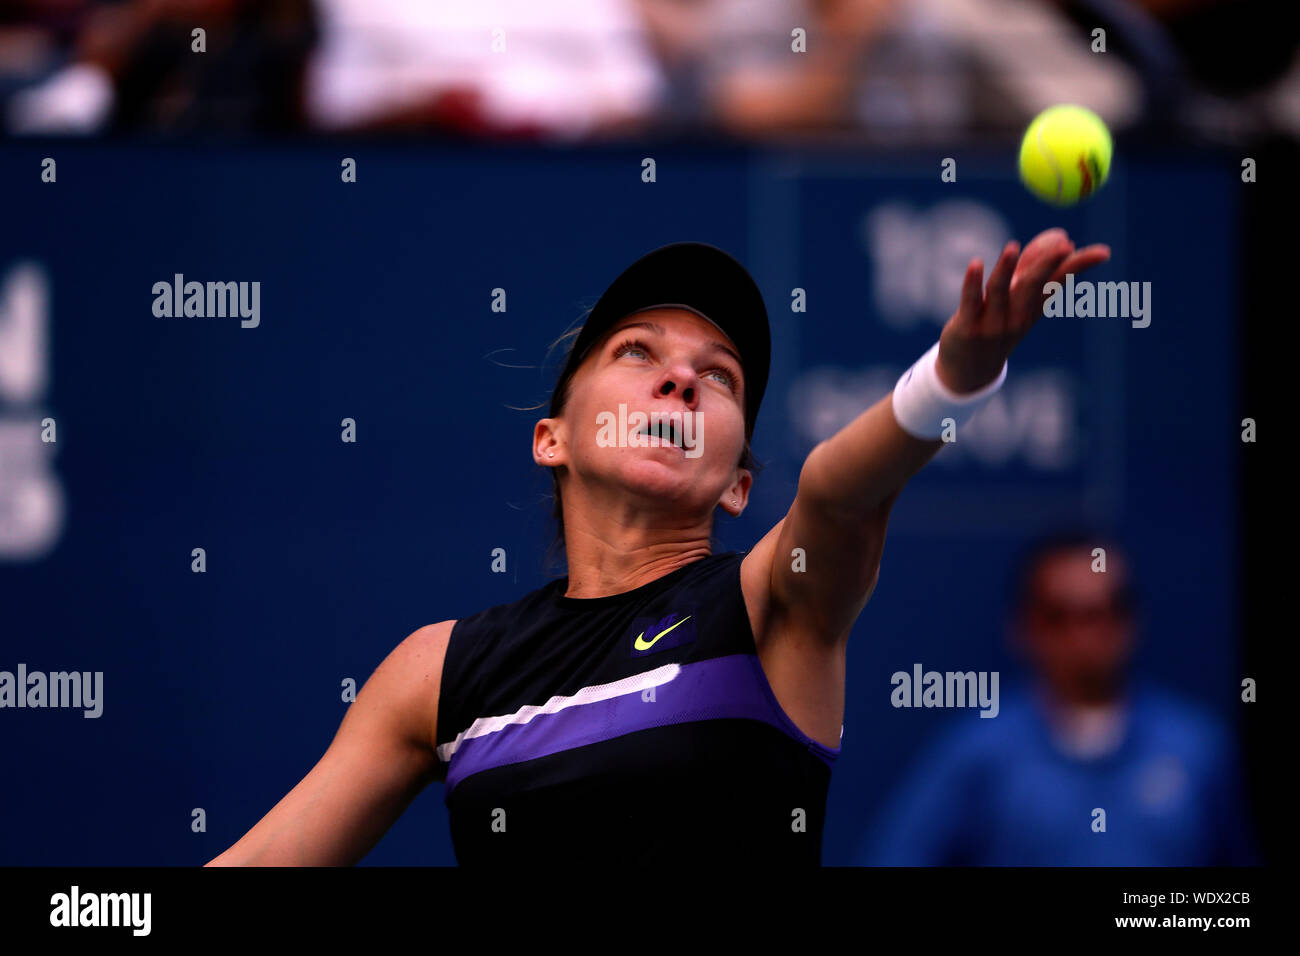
[1018,105,1112,206]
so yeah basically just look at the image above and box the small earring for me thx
[548,450,555,458]
[732,498,738,506]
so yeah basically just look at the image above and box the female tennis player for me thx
[206,232,1109,867]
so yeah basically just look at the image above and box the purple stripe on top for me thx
[445,653,840,794]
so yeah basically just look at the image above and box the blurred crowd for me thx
[1,0,1295,141]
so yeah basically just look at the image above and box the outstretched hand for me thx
[936,228,1111,393]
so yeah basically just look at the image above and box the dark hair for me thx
[540,313,764,573]
[1007,527,1137,614]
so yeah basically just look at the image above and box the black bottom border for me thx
[1,865,1273,941]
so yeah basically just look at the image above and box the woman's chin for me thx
[617,458,704,498]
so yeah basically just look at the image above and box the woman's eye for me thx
[614,340,649,360]
[708,368,738,390]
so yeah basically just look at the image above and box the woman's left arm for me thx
[756,228,1110,640]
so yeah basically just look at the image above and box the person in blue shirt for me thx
[858,531,1257,866]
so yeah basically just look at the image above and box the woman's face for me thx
[540,307,751,517]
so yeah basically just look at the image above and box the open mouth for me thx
[639,420,684,449]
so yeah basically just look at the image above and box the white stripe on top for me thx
[436,663,680,764]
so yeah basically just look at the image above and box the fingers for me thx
[982,241,1020,334]
[1009,235,1074,326]
[954,256,984,328]
[1013,231,1074,299]
[1017,227,1070,272]
[1049,244,1111,286]
[955,234,1111,338]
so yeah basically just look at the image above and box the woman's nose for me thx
[658,377,696,406]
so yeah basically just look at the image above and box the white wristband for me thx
[891,342,1007,440]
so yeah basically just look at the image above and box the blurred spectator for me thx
[0,1,97,112]
[634,0,1143,138]
[634,0,903,135]
[304,0,664,139]
[856,531,1258,865]
[7,0,316,135]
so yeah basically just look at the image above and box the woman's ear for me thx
[534,419,564,466]
[721,469,753,515]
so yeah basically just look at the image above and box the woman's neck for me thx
[560,535,712,599]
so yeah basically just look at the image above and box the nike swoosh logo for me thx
[633,615,693,651]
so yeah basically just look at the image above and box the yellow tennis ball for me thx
[1018,105,1112,206]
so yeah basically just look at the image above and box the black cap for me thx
[548,242,771,438]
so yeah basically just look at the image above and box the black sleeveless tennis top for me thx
[435,550,840,866]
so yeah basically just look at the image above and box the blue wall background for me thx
[0,140,1239,864]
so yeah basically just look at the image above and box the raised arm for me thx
[204,621,454,867]
[754,228,1110,640]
